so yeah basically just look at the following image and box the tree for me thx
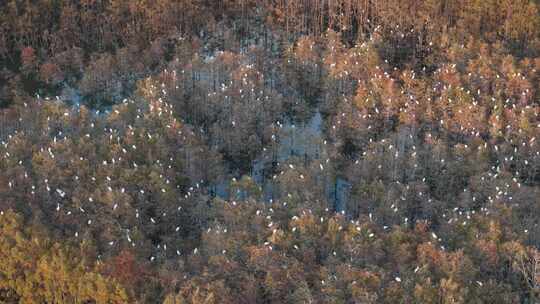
[0,209,129,303]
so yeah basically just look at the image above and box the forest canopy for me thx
[0,0,539,303]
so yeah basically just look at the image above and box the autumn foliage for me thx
[0,0,539,303]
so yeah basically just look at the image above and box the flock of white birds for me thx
[1,35,539,289]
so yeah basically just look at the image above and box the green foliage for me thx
[0,210,129,303]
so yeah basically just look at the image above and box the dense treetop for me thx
[0,0,539,303]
